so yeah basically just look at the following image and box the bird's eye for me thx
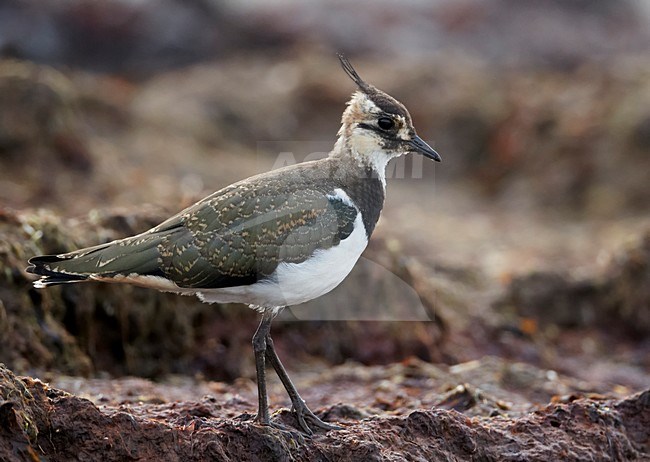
[377,117,395,130]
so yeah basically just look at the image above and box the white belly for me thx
[197,213,368,308]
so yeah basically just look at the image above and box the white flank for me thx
[198,190,368,308]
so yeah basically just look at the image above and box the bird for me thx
[27,54,441,434]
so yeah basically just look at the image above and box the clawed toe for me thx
[244,412,296,433]
[247,405,341,435]
[292,402,343,434]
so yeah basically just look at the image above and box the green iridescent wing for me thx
[155,184,358,288]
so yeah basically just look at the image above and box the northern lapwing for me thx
[27,55,441,434]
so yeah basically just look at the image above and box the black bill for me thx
[409,135,441,162]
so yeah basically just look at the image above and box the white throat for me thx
[333,135,401,189]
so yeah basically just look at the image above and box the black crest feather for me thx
[337,53,409,119]
[338,53,371,92]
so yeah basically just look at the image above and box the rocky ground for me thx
[1,3,650,458]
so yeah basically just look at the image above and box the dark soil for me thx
[1,363,648,461]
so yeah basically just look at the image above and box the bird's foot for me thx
[290,400,342,435]
[239,407,341,435]
[253,412,310,442]
[256,415,289,431]
[239,412,296,434]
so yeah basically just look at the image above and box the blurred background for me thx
[0,0,649,403]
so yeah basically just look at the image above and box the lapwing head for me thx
[336,54,441,166]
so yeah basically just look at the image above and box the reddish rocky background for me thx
[0,1,649,460]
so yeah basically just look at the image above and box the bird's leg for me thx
[252,311,275,426]
[265,331,342,434]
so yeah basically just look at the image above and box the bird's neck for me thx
[328,133,387,238]
[330,132,392,189]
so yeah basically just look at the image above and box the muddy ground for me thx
[1,2,650,460]
[1,361,649,461]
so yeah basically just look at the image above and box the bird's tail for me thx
[27,254,91,287]
[27,232,167,288]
